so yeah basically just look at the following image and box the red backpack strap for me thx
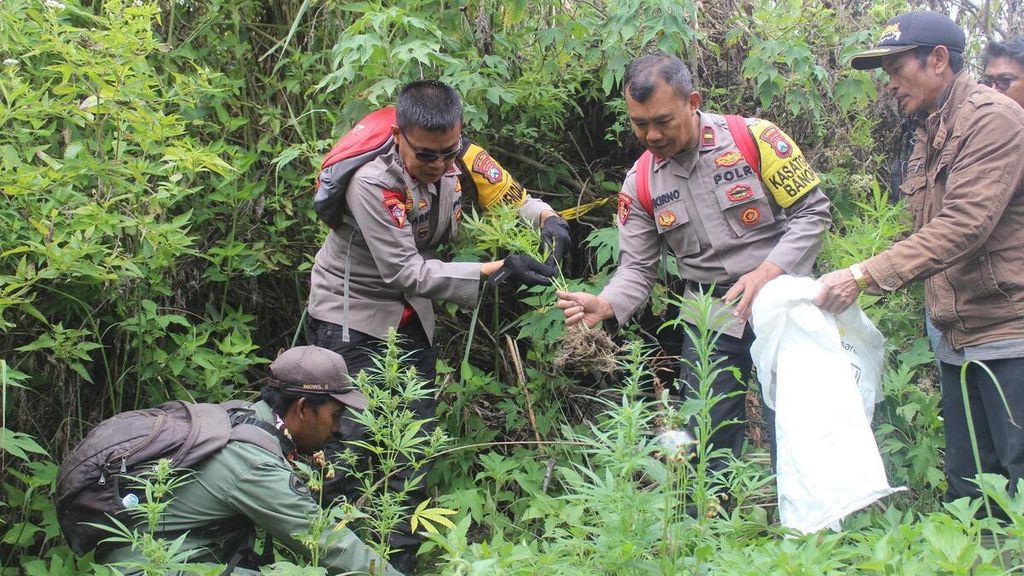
[314,107,398,228]
[636,150,654,216]
[320,107,397,169]
[725,114,761,179]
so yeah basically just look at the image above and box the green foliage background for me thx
[3,0,1023,573]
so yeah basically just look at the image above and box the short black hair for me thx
[982,38,1024,69]
[912,45,965,73]
[260,379,331,415]
[395,80,462,133]
[624,52,695,103]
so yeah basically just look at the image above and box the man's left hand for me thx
[722,261,784,321]
[540,215,571,266]
[813,269,862,314]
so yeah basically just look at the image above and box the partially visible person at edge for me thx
[815,11,1024,512]
[556,52,832,487]
[305,79,570,571]
[99,346,403,576]
[981,38,1024,108]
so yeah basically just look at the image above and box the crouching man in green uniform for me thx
[99,346,403,576]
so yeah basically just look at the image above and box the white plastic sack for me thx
[750,275,902,534]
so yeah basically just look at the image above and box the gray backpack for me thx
[55,400,283,556]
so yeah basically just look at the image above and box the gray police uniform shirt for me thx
[308,144,550,343]
[600,112,832,336]
[100,401,401,576]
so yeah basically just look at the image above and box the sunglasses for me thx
[400,132,461,163]
[980,74,1022,92]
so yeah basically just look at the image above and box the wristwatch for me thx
[848,263,869,291]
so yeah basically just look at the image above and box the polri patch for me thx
[418,199,429,211]
[618,193,632,225]
[725,184,754,203]
[383,196,407,228]
[472,151,504,184]
[715,151,743,167]
[701,126,716,148]
[759,126,792,159]
[657,211,677,227]
[740,207,761,226]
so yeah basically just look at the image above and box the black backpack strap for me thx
[218,527,255,576]
[227,410,293,459]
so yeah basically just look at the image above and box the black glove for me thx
[488,254,557,287]
[540,216,571,265]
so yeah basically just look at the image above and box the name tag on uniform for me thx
[653,189,689,234]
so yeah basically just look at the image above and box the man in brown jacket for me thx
[816,11,1024,506]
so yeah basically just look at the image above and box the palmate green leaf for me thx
[0,428,47,461]
[409,498,457,534]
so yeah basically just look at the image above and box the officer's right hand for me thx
[556,290,614,328]
[487,254,557,287]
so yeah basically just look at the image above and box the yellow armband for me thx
[749,120,820,208]
[460,143,526,209]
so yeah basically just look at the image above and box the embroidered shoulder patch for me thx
[472,150,504,184]
[382,190,407,228]
[758,126,792,159]
[618,193,632,225]
[289,473,312,498]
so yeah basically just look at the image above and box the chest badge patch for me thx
[472,151,504,184]
[701,126,716,148]
[657,211,677,227]
[740,207,761,227]
[715,151,743,167]
[383,196,407,228]
[725,184,754,203]
[618,193,632,225]
[759,126,793,159]
[418,198,429,211]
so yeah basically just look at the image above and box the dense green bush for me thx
[3,0,1020,573]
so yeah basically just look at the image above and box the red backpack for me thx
[314,107,398,228]
[635,114,761,215]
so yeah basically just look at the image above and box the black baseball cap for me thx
[269,346,368,410]
[850,11,966,70]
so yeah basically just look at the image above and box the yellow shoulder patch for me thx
[748,120,820,208]
[460,143,526,209]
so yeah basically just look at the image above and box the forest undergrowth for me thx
[3,0,1023,574]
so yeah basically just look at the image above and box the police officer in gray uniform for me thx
[307,80,569,570]
[558,52,831,478]
[100,346,403,576]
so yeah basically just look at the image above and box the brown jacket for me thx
[863,71,1024,348]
